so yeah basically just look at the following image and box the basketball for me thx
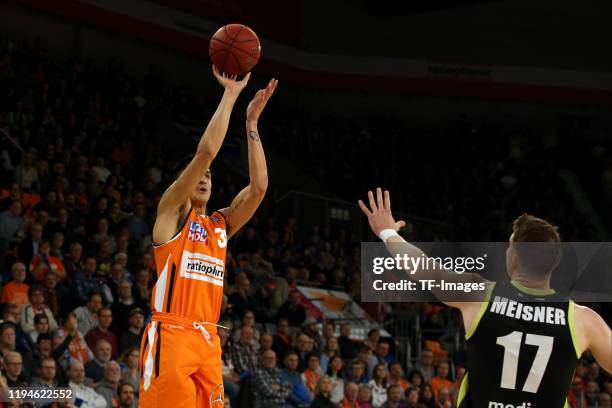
[209,24,261,76]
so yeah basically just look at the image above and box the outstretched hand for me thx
[213,65,251,97]
[358,187,406,237]
[246,78,278,125]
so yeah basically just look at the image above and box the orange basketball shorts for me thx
[139,312,224,408]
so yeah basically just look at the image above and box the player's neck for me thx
[510,274,551,290]
[191,201,207,216]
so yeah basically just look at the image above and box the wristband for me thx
[379,229,400,243]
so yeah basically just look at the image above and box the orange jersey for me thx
[151,209,227,323]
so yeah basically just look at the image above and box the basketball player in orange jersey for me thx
[139,66,277,407]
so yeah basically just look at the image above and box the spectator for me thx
[92,218,116,253]
[119,347,140,398]
[296,333,315,371]
[320,321,335,351]
[30,357,60,389]
[259,332,273,353]
[107,261,126,300]
[369,363,388,408]
[229,271,253,319]
[230,325,259,376]
[275,289,306,327]
[0,200,25,268]
[63,242,83,279]
[381,385,407,408]
[586,362,603,389]
[310,375,336,408]
[302,317,322,351]
[232,310,260,346]
[29,314,50,343]
[365,329,381,351]
[339,382,360,408]
[20,284,58,334]
[414,349,435,382]
[68,360,106,408]
[451,366,465,403]
[430,362,453,400]
[1,304,20,328]
[50,232,65,260]
[1,262,29,309]
[96,360,121,407]
[301,353,322,399]
[3,351,28,386]
[72,255,111,305]
[272,318,291,360]
[49,207,72,247]
[127,203,149,245]
[118,382,137,408]
[132,267,152,307]
[280,350,310,407]
[367,340,392,379]
[356,345,374,377]
[22,333,70,385]
[85,339,112,383]
[436,387,454,408]
[419,384,436,408]
[74,292,103,336]
[29,239,66,281]
[598,392,611,408]
[118,308,144,353]
[406,388,420,408]
[219,325,240,406]
[42,271,69,318]
[358,383,374,408]
[85,306,118,359]
[408,371,424,392]
[111,280,135,333]
[319,335,340,373]
[325,355,344,404]
[338,323,359,361]
[347,360,369,384]
[17,222,43,267]
[254,349,291,408]
[387,362,410,398]
[0,322,17,358]
[54,312,93,365]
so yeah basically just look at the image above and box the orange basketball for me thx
[209,24,261,76]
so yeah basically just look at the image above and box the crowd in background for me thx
[0,33,610,408]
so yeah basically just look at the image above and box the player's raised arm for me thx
[358,187,488,309]
[574,304,612,373]
[220,78,278,238]
[153,67,250,244]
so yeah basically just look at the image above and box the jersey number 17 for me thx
[496,331,554,393]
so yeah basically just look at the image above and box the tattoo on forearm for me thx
[248,130,260,142]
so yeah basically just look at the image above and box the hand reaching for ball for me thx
[213,65,251,97]
[246,78,278,125]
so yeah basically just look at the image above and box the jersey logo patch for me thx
[180,250,225,286]
[188,221,209,243]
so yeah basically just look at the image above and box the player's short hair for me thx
[511,213,561,277]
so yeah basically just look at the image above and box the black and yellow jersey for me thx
[458,280,580,408]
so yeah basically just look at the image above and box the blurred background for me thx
[0,0,610,407]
